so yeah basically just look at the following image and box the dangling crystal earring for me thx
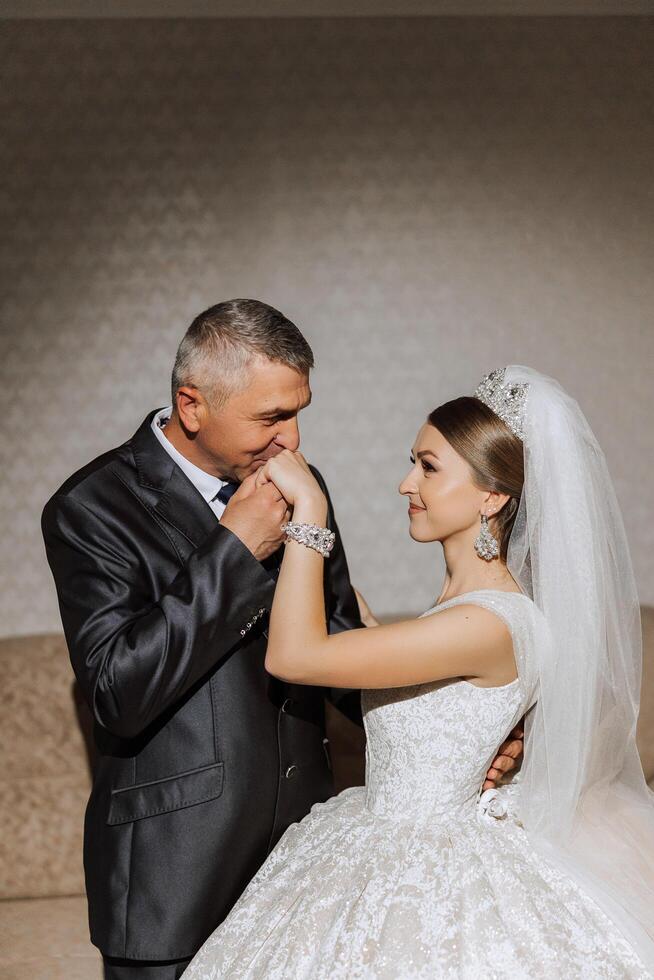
[474,514,499,561]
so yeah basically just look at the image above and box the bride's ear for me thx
[481,490,511,517]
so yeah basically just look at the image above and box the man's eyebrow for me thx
[254,408,291,419]
[254,395,312,419]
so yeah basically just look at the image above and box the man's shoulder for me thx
[59,444,130,492]
[42,429,140,523]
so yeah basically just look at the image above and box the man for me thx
[42,299,520,978]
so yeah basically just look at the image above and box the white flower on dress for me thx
[477,788,508,826]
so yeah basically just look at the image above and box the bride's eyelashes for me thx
[410,454,437,474]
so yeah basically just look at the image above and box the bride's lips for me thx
[408,503,426,516]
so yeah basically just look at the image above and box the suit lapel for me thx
[130,411,219,549]
[154,465,218,547]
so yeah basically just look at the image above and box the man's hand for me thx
[483,724,524,790]
[220,472,290,561]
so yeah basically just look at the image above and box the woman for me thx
[184,366,654,978]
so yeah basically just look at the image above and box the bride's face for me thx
[399,423,487,544]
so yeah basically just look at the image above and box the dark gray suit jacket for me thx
[42,411,362,961]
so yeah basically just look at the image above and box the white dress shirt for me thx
[151,407,230,520]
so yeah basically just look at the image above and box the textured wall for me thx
[1,16,653,636]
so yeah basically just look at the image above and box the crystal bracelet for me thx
[281,521,335,559]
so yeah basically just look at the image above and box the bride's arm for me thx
[261,453,515,691]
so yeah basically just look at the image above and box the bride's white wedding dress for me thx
[184,591,648,979]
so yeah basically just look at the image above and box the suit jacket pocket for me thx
[107,761,224,825]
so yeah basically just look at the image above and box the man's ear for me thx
[175,386,203,433]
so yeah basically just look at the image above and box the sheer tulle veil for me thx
[490,366,654,966]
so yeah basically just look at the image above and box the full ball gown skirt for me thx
[183,592,650,979]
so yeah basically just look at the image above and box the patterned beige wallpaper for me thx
[1,17,653,636]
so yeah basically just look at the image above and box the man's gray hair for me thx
[171,299,314,410]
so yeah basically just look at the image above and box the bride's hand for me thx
[482,723,524,790]
[255,450,327,511]
[354,588,380,628]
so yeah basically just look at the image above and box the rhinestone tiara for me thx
[473,368,529,440]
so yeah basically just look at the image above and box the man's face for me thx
[184,357,312,482]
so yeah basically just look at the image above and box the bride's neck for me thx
[437,530,517,603]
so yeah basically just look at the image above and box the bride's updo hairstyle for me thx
[428,397,524,562]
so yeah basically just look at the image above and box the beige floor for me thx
[0,896,102,980]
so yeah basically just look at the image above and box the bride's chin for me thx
[408,526,433,543]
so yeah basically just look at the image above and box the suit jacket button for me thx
[285,765,298,780]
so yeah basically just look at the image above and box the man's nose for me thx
[273,418,300,452]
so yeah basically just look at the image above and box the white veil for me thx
[495,366,654,966]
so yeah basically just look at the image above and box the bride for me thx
[184,366,654,978]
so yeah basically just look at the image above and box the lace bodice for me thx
[362,591,532,821]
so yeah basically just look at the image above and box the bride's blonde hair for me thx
[428,396,524,561]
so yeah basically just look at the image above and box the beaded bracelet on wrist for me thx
[281,521,335,558]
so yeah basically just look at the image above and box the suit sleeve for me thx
[310,467,364,726]
[42,493,276,739]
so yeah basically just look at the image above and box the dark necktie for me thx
[215,481,240,506]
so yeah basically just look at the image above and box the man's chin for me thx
[236,460,266,480]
